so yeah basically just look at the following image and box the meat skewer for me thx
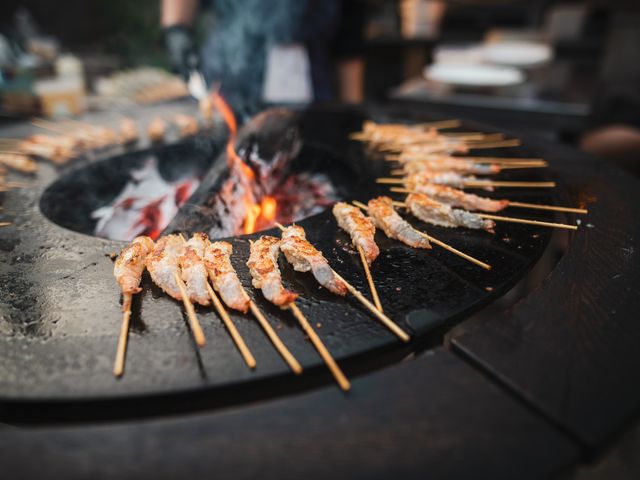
[119,117,139,145]
[377,172,556,189]
[147,117,167,143]
[367,196,432,250]
[173,114,199,138]
[179,232,211,306]
[179,234,256,369]
[280,225,348,296]
[247,236,298,307]
[386,153,547,167]
[392,158,501,176]
[113,235,155,377]
[205,240,300,373]
[0,152,38,174]
[405,193,496,233]
[275,223,411,343]
[389,186,588,214]
[393,198,578,231]
[146,234,206,346]
[332,202,382,311]
[248,235,348,389]
[353,199,492,271]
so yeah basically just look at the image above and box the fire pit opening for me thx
[39,135,355,241]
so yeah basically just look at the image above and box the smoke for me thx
[200,0,340,119]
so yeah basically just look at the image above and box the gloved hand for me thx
[163,25,199,81]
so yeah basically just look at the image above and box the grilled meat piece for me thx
[146,234,184,301]
[401,159,499,175]
[114,235,155,295]
[178,232,211,306]
[204,240,250,313]
[406,193,495,233]
[367,196,431,249]
[332,202,379,264]
[410,183,508,212]
[247,236,298,307]
[280,225,348,296]
[147,117,167,142]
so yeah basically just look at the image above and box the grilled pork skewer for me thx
[206,239,301,373]
[146,234,206,346]
[247,236,298,307]
[174,114,199,138]
[390,185,588,215]
[146,234,184,301]
[178,232,211,306]
[332,202,383,312]
[367,196,431,249]
[115,235,155,296]
[405,193,496,233]
[247,235,348,387]
[393,183,508,212]
[332,202,380,264]
[119,117,139,145]
[204,240,250,313]
[147,117,167,142]
[0,152,38,174]
[113,235,155,377]
[279,225,348,296]
[275,223,411,343]
[176,234,255,369]
[397,158,500,175]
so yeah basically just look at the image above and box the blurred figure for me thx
[162,0,365,116]
[580,1,640,173]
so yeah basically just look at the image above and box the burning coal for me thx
[164,94,338,238]
[90,94,338,242]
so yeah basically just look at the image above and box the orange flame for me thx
[211,92,272,234]
[260,196,277,222]
[211,92,255,180]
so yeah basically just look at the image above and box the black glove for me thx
[163,25,199,81]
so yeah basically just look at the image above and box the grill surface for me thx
[0,107,563,402]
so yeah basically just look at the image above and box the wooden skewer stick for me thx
[31,119,71,134]
[352,201,492,271]
[177,233,249,362]
[357,245,383,313]
[173,271,207,347]
[465,180,556,188]
[0,222,12,227]
[275,222,410,342]
[389,163,546,176]
[289,302,350,391]
[113,293,133,377]
[389,188,587,214]
[507,201,587,214]
[465,139,521,149]
[376,178,556,188]
[333,271,411,342]
[248,299,302,374]
[206,282,256,369]
[477,213,578,230]
[247,299,303,374]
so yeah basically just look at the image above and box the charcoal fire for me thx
[164,94,338,238]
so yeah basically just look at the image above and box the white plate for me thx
[482,42,552,67]
[424,63,524,88]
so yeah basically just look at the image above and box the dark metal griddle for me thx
[0,107,565,402]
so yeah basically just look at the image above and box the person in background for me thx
[580,1,640,173]
[162,0,365,117]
